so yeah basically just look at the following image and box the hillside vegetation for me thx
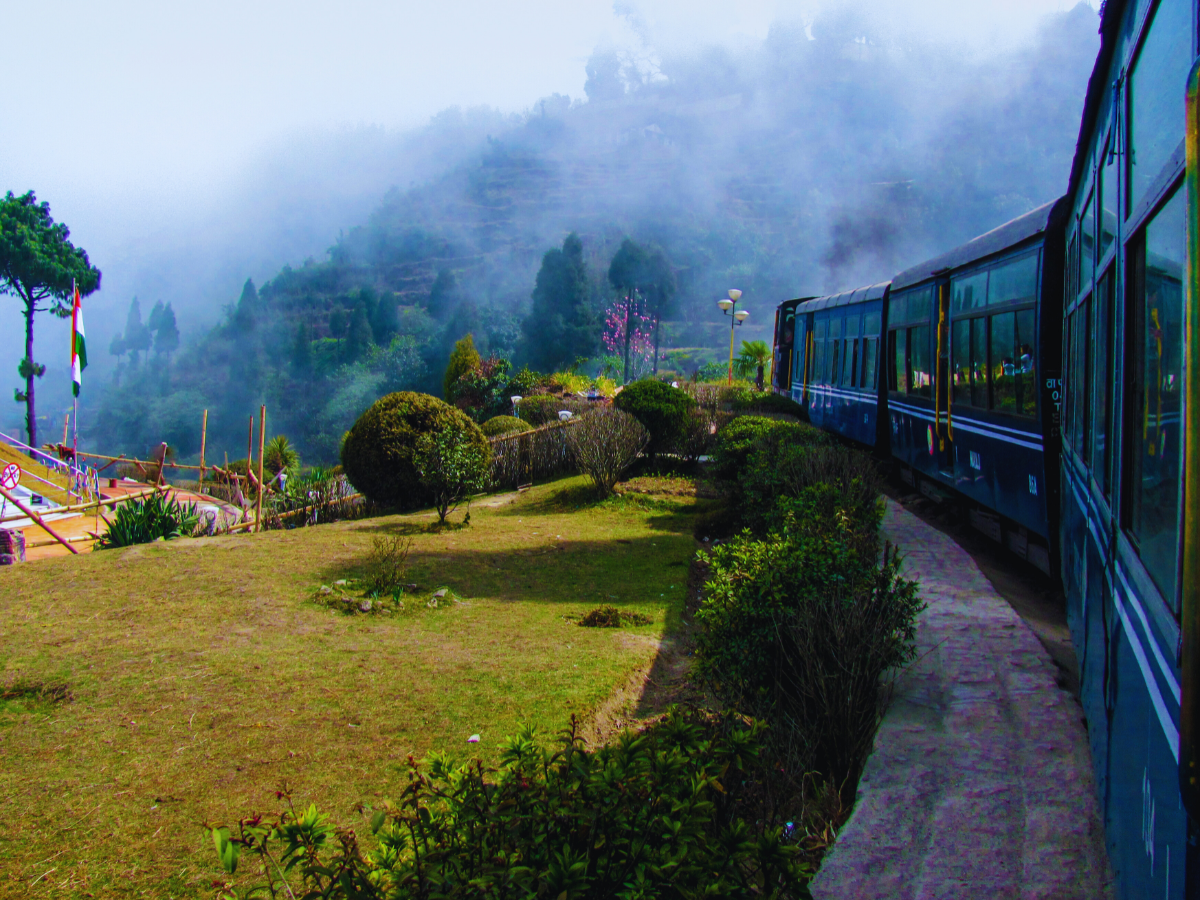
[89,6,1098,464]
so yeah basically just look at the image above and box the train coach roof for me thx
[890,198,1062,291]
[795,281,889,314]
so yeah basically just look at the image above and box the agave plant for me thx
[95,493,200,549]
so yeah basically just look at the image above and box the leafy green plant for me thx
[95,492,200,549]
[209,710,813,899]
[695,504,921,785]
[480,415,532,437]
[565,407,648,497]
[263,435,300,476]
[341,392,483,509]
[709,416,824,481]
[515,394,593,426]
[612,379,696,461]
[731,392,806,418]
[364,534,414,594]
[413,421,493,524]
[733,339,772,388]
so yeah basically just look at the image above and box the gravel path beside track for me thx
[811,499,1114,900]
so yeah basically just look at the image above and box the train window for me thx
[1128,0,1191,213]
[988,252,1038,307]
[863,337,878,390]
[1098,133,1117,261]
[1092,269,1115,497]
[972,319,988,408]
[888,330,904,393]
[951,319,971,407]
[908,325,932,399]
[844,315,860,386]
[1125,188,1185,611]
[1014,309,1036,417]
[1080,189,1095,292]
[813,318,828,385]
[991,313,1018,414]
[1066,230,1079,301]
[864,309,881,335]
[1065,314,1075,451]
[951,271,988,313]
[1071,299,1091,462]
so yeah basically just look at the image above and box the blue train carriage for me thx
[787,283,889,448]
[884,199,1068,574]
[1060,0,1197,896]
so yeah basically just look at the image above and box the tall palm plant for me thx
[734,340,772,390]
[263,435,300,476]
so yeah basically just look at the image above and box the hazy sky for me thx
[0,0,1097,427]
[5,0,1095,223]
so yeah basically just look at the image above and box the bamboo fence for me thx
[488,419,579,490]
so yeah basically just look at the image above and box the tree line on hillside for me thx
[86,231,685,465]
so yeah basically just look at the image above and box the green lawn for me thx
[0,476,699,898]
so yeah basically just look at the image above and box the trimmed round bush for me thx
[481,415,534,437]
[341,391,488,508]
[612,379,696,459]
[709,415,827,481]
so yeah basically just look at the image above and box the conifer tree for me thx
[521,232,598,371]
[444,333,481,398]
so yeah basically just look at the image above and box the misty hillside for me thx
[88,4,1099,464]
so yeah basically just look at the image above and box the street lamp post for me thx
[718,290,749,385]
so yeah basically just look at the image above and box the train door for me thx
[793,313,809,403]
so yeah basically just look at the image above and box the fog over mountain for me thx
[1,1,1100,461]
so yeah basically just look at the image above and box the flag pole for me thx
[72,279,80,494]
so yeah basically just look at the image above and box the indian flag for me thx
[70,284,87,397]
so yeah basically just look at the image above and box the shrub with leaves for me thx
[731,392,806,418]
[364,534,414,594]
[695,505,921,785]
[671,408,716,463]
[95,492,200,549]
[413,421,493,525]
[480,415,532,437]
[341,392,479,509]
[739,436,881,537]
[612,378,696,461]
[209,710,813,900]
[709,416,825,481]
[565,407,648,496]
[515,394,594,426]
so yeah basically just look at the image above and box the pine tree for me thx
[347,303,373,361]
[233,278,257,331]
[444,333,481,398]
[521,232,598,371]
[122,297,153,366]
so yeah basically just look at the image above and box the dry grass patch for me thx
[0,475,698,898]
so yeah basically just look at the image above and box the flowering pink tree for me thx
[603,293,654,383]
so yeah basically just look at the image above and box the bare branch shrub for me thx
[566,407,648,496]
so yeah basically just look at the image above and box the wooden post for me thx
[246,417,254,477]
[198,409,208,493]
[255,405,266,532]
[61,413,69,446]
[0,486,79,555]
